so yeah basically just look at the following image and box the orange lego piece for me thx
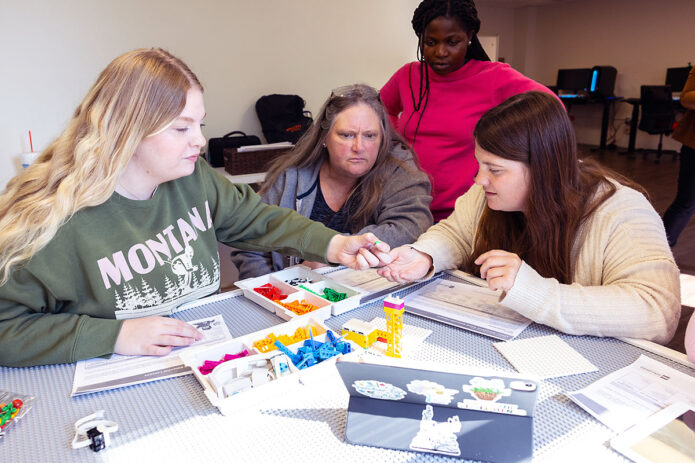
[277,299,318,315]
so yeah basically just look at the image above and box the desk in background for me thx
[213,166,266,185]
[623,97,684,154]
[2,272,693,462]
[559,94,623,150]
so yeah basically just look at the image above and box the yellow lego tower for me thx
[383,295,404,358]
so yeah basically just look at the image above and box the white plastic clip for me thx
[71,410,118,452]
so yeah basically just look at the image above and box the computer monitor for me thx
[665,66,691,93]
[556,68,592,93]
[589,66,617,98]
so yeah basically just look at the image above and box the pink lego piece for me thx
[198,350,249,375]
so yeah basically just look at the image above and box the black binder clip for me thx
[86,426,106,452]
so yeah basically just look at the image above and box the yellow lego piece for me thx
[384,295,404,358]
[342,319,379,349]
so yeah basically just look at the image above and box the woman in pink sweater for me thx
[381,0,555,221]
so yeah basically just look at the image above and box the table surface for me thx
[2,273,693,462]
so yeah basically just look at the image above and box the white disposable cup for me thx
[21,152,40,169]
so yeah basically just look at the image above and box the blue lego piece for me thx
[273,340,301,365]
[317,343,338,360]
[303,339,322,350]
[336,342,351,354]
[298,346,313,355]
[326,330,337,345]
[295,351,317,369]
[275,328,350,370]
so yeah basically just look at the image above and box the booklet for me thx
[402,279,531,340]
[567,355,695,432]
[325,267,412,302]
[71,315,231,396]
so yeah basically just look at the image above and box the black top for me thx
[309,178,360,234]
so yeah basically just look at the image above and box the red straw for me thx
[28,130,33,152]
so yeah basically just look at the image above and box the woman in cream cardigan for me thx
[379,91,680,343]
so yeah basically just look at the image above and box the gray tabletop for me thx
[2,274,693,462]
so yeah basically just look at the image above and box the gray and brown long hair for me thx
[0,48,202,284]
[260,84,422,232]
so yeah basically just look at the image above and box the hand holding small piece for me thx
[377,246,433,284]
[115,316,203,357]
[326,233,393,270]
[474,250,522,295]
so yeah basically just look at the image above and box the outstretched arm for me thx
[0,270,203,367]
[326,233,392,269]
[0,272,123,367]
[378,246,433,284]
[115,317,202,356]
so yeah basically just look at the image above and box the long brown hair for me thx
[0,48,201,284]
[466,91,645,283]
[260,84,422,232]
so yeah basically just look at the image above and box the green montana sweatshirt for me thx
[0,160,337,367]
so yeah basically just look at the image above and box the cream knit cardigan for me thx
[412,183,681,344]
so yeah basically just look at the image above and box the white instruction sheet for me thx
[71,315,231,396]
[567,354,695,432]
[403,279,531,340]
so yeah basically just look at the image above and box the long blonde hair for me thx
[0,48,202,284]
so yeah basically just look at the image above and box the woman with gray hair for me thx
[232,84,433,279]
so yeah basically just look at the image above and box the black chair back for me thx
[639,85,675,134]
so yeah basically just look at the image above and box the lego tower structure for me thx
[383,295,404,358]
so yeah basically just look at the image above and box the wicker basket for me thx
[223,146,292,175]
[473,391,499,401]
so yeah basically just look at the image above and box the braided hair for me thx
[407,0,490,146]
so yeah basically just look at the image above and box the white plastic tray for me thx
[180,317,356,414]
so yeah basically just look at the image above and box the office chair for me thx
[638,85,676,160]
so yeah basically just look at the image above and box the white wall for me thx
[5,0,691,189]
[477,6,517,65]
[516,0,695,151]
[0,0,421,189]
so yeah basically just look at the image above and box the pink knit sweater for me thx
[381,60,555,221]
